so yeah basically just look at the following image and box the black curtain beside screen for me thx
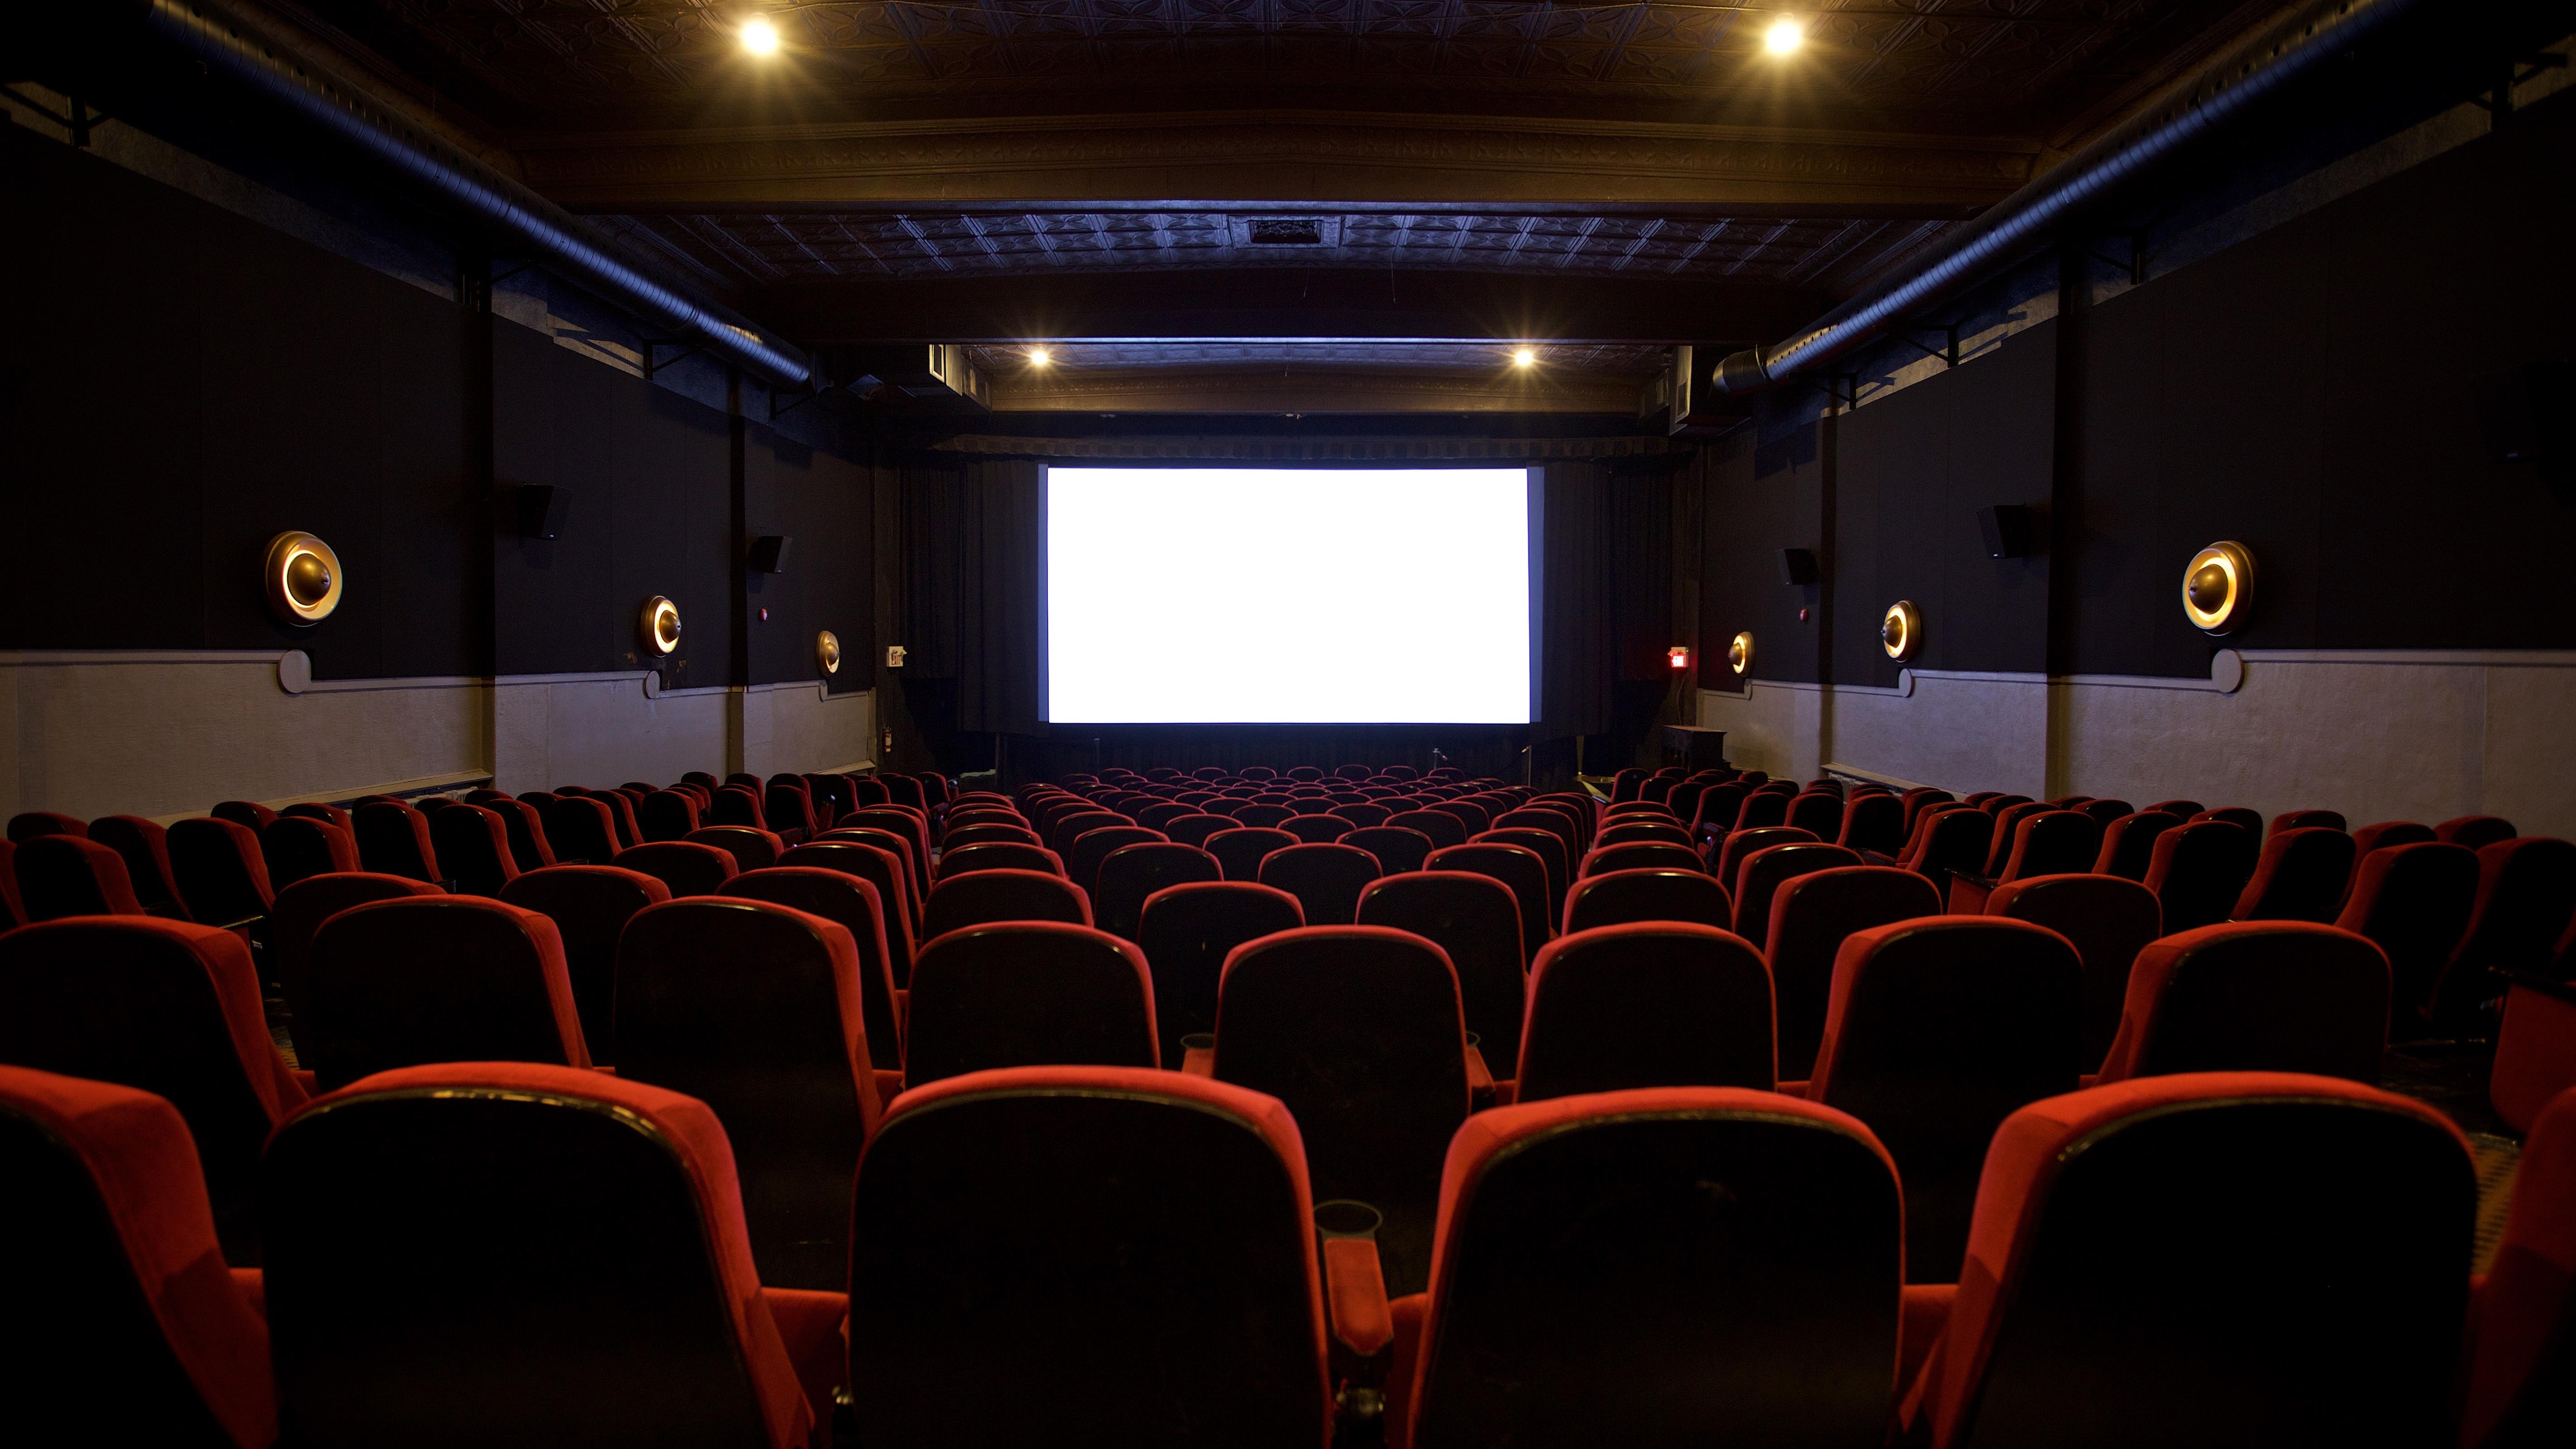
[899,455,1661,744]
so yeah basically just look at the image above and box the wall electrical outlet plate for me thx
[886,645,907,668]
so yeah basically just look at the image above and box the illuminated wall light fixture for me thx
[741,16,780,55]
[816,629,842,676]
[1765,17,1804,55]
[1727,631,1754,675]
[2181,540,2256,635]
[639,595,683,657]
[1882,600,1923,662]
[1027,347,1053,367]
[1512,348,1537,368]
[263,532,344,626]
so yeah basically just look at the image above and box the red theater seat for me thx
[258,815,358,892]
[2143,819,2260,934]
[303,896,589,1091]
[1474,826,1569,919]
[1137,880,1304,1067]
[786,840,919,987]
[2231,825,2358,922]
[2429,837,2576,1030]
[717,867,904,1075]
[2438,814,2521,850]
[167,819,275,931]
[1160,812,1233,848]
[1837,791,1908,855]
[1580,840,1704,879]
[1402,1088,1900,1448]
[1515,924,1774,1102]
[940,822,1043,851]
[1280,813,1352,845]
[690,824,785,872]
[1993,809,2100,883]
[614,896,883,1289]
[1424,843,1551,965]
[1595,819,1694,850]
[1908,809,1994,887]
[0,1066,275,1448]
[938,840,1062,881]
[263,1063,828,1447]
[1066,824,1166,898]
[1561,866,1734,935]
[1212,927,1469,1295]
[844,808,936,896]
[1807,917,2082,1282]
[2091,810,2182,880]
[2333,841,2479,1022]
[2461,1084,2576,1447]
[1358,872,1526,1071]
[640,790,703,842]
[1260,842,1384,926]
[1764,865,1944,1082]
[2192,805,2264,835]
[1092,842,1221,942]
[848,1067,1334,1447]
[2272,808,2348,835]
[271,872,448,1058]
[1985,873,2162,1071]
[13,834,147,922]
[710,786,770,832]
[86,814,188,916]
[428,803,520,896]
[902,922,1158,1088]
[7,809,88,842]
[920,867,1091,940]
[2095,922,2388,1085]
[1203,825,1296,882]
[615,840,739,898]
[764,784,819,843]
[2349,819,2438,865]
[542,793,620,863]
[1495,809,1583,876]
[1341,825,1437,875]
[1732,841,1861,938]
[1713,824,1814,890]
[495,864,670,1066]
[0,918,304,1263]
[1908,1074,2471,1449]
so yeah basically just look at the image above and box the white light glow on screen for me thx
[1046,467,1532,723]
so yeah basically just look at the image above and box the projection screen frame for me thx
[1038,463,1546,726]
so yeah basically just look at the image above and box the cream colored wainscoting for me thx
[2,651,488,823]
[1704,651,2576,840]
[3,650,882,821]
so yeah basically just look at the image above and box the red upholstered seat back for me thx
[614,840,740,898]
[2142,819,2259,933]
[903,922,1159,1087]
[1406,1087,1900,1449]
[2461,1084,2576,1447]
[1516,923,1774,1102]
[786,840,920,987]
[0,917,304,1263]
[1731,842,1861,938]
[263,1062,816,1449]
[920,866,1091,941]
[850,1067,1330,1447]
[428,803,520,896]
[1092,842,1222,942]
[86,815,187,914]
[13,834,147,922]
[2334,840,2479,1022]
[351,802,441,884]
[1561,866,1734,937]
[2095,921,2389,1086]
[1258,842,1385,927]
[2231,825,2359,922]
[688,825,785,873]
[1205,825,1300,883]
[1357,871,1527,1067]
[0,1065,275,1448]
[304,896,589,1092]
[167,818,276,928]
[1136,880,1306,1067]
[640,790,703,842]
[1763,866,1944,1082]
[500,864,673,1066]
[1984,872,2162,1072]
[714,866,903,1074]
[1918,1073,2471,1449]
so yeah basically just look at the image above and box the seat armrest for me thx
[1324,1237,1394,1358]
[1776,1079,1809,1099]
[1464,1045,1496,1109]
[761,1287,850,1435]
[229,1267,265,1320]
[1898,1283,1956,1394]
[873,1068,905,1103]
[1945,874,1996,916]
[1181,1048,1216,1077]
[290,1068,319,1097]
[1490,1079,1517,1106]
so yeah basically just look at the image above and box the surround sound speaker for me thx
[1978,504,2039,558]
[747,535,792,573]
[516,485,569,540]
[1778,548,1819,587]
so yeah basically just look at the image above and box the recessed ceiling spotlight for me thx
[1765,17,1804,55]
[1512,348,1537,368]
[1028,347,1053,367]
[741,17,781,56]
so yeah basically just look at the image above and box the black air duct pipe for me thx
[1711,0,2454,396]
[134,0,817,393]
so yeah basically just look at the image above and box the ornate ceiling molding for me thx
[519,110,2040,211]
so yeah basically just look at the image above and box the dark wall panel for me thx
[491,324,735,688]
[1,124,481,675]
[2070,91,2576,675]
[749,428,875,690]
[1833,321,2057,687]
[1700,415,1829,688]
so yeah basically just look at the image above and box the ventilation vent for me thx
[1246,218,1327,246]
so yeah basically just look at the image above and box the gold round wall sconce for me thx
[816,629,842,676]
[639,595,683,657]
[1882,600,1924,662]
[263,532,343,626]
[2182,541,2255,635]
[1727,631,1754,675]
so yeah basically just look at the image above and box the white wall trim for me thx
[2237,649,2576,668]
[0,650,293,666]
[1825,761,1937,791]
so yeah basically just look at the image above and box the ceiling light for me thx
[1512,348,1537,368]
[1765,18,1803,55]
[741,17,781,55]
[1028,347,1053,367]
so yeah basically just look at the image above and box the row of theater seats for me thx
[6,1058,2570,1446]
[0,768,955,931]
[4,761,2571,1442]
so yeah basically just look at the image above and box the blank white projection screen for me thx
[1045,467,1534,723]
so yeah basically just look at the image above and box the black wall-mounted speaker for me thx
[516,484,569,540]
[1778,548,1819,587]
[748,535,793,573]
[1979,504,2040,559]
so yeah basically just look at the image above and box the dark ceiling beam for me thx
[982,364,1642,414]
[769,268,1832,344]
[518,110,2039,213]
